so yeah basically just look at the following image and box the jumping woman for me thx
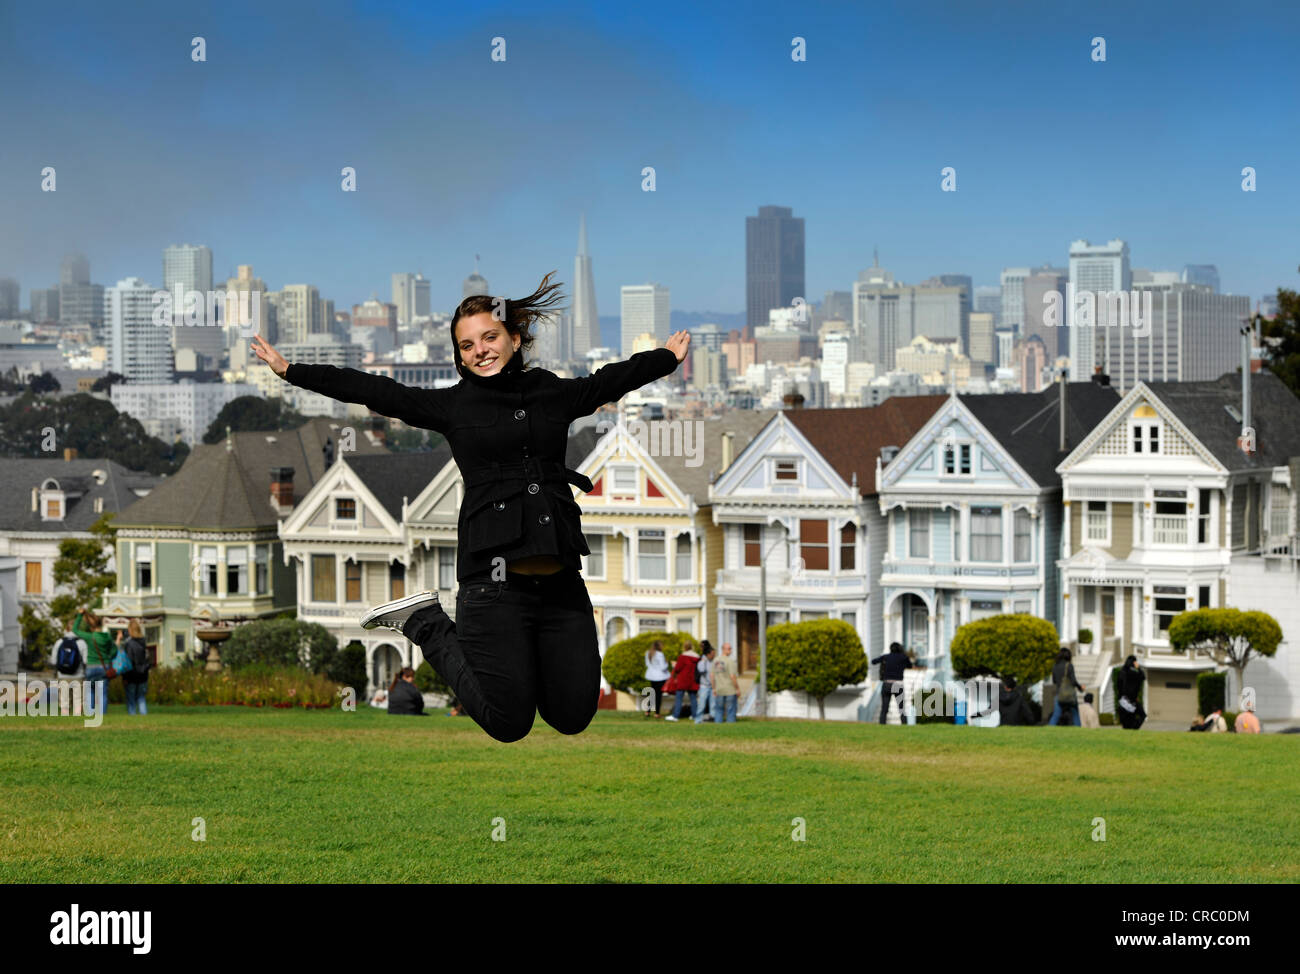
[252,271,689,742]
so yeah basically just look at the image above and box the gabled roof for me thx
[0,458,162,533]
[785,396,948,497]
[1143,371,1300,472]
[647,410,779,501]
[565,424,602,473]
[342,444,454,520]
[114,417,389,530]
[960,382,1120,487]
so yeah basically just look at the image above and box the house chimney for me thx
[322,436,335,466]
[720,431,735,473]
[63,447,77,461]
[1240,316,1254,455]
[369,415,387,445]
[782,391,805,410]
[270,466,296,510]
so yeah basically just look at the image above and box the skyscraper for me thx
[462,256,489,301]
[746,205,805,338]
[60,254,89,287]
[164,244,220,364]
[1000,267,1031,335]
[274,285,323,345]
[1023,266,1068,360]
[106,277,172,383]
[572,214,600,360]
[163,244,213,295]
[392,272,431,325]
[1068,238,1130,376]
[973,285,1002,325]
[0,279,19,319]
[58,253,102,325]
[1181,264,1220,292]
[620,284,670,356]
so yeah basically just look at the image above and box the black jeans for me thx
[403,567,600,743]
[879,680,906,724]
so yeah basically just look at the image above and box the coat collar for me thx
[460,353,526,390]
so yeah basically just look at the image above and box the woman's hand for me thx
[251,335,289,377]
[664,330,691,363]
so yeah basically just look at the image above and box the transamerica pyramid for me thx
[571,212,600,360]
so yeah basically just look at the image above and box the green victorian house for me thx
[101,417,388,665]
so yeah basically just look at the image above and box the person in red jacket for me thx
[254,272,689,743]
[664,640,701,722]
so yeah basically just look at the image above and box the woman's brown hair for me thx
[449,271,566,379]
[127,619,143,639]
[389,666,415,693]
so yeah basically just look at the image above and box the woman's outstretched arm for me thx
[251,335,450,433]
[558,330,690,419]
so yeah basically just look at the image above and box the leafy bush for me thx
[601,632,695,693]
[1100,712,1115,726]
[1197,671,1226,718]
[414,661,451,697]
[105,666,342,707]
[1223,711,1240,729]
[220,617,339,675]
[950,614,1059,686]
[766,619,867,719]
[328,642,368,698]
[1078,628,1094,644]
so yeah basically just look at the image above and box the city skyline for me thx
[2,0,1296,316]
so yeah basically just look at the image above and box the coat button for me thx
[514,409,526,419]
[494,501,506,511]
[539,514,551,525]
[528,483,539,494]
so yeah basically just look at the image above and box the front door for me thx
[904,595,929,658]
[737,611,758,673]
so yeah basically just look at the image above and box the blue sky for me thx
[2,0,1296,318]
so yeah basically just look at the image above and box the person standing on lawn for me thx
[644,641,671,718]
[1048,648,1085,726]
[665,639,700,722]
[254,271,688,743]
[694,641,717,724]
[72,609,115,718]
[121,619,152,716]
[872,641,914,725]
[710,643,741,723]
[1115,655,1147,730]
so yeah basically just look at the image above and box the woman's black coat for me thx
[286,347,679,581]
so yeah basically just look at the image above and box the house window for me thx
[909,510,930,558]
[25,561,42,594]
[638,617,667,633]
[335,498,356,520]
[840,524,856,571]
[134,544,153,589]
[344,560,362,601]
[1133,423,1160,454]
[45,498,61,519]
[843,611,857,630]
[583,535,605,578]
[970,507,1002,562]
[226,547,248,594]
[255,544,269,595]
[775,459,798,481]
[743,524,761,567]
[612,466,637,492]
[1085,501,1108,543]
[942,443,972,475]
[799,520,829,571]
[1154,493,1188,545]
[638,530,667,580]
[174,632,187,659]
[1154,588,1185,634]
[1014,600,1032,614]
[676,617,694,636]
[199,546,219,595]
[311,555,335,602]
[675,533,692,581]
[390,562,405,599]
[970,599,1001,621]
[1198,585,1211,608]
[1198,489,1211,544]
[1014,510,1032,562]
[438,547,455,588]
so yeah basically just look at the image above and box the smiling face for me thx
[455,312,519,377]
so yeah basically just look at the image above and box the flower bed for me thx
[106,666,345,708]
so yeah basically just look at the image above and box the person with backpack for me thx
[73,609,116,717]
[997,675,1036,726]
[120,619,152,716]
[1048,648,1085,726]
[48,621,87,716]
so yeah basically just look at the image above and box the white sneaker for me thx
[360,591,440,632]
[664,715,678,721]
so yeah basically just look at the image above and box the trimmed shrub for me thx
[105,666,342,707]
[1078,628,1094,645]
[1197,671,1226,718]
[601,631,696,693]
[1223,711,1240,729]
[328,642,368,698]
[1100,712,1116,726]
[220,617,339,676]
[766,619,867,720]
[414,660,451,697]
[950,613,1059,686]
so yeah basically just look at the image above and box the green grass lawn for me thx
[2,706,1296,883]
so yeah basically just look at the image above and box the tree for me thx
[90,372,126,393]
[220,617,339,675]
[48,512,118,625]
[950,613,1059,686]
[202,396,307,444]
[600,632,693,696]
[766,619,867,719]
[1260,289,1300,396]
[18,604,61,670]
[1168,607,1282,708]
[28,372,60,395]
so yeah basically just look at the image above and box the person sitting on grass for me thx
[386,667,426,716]
[1234,702,1262,734]
[1078,692,1100,728]
[1190,710,1227,732]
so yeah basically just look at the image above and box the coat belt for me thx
[461,459,594,493]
